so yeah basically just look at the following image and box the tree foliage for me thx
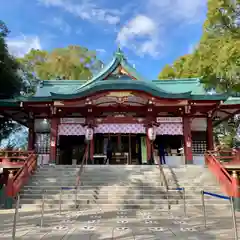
[0,21,23,98]
[0,21,25,142]
[158,54,200,79]
[18,46,103,80]
[158,0,240,92]
[214,116,240,148]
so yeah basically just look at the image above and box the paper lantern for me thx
[147,127,156,141]
[85,127,93,141]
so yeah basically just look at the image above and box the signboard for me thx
[60,118,85,124]
[156,117,182,123]
[107,91,133,98]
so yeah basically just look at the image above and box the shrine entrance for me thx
[58,135,85,165]
[94,133,145,165]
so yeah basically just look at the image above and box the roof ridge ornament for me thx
[115,47,125,61]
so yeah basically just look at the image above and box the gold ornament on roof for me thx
[107,91,133,98]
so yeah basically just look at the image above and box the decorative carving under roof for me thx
[93,92,147,106]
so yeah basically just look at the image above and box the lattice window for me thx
[192,140,207,154]
[35,133,50,154]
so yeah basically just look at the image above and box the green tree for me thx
[204,0,240,38]
[158,54,201,79]
[19,46,103,80]
[158,64,176,79]
[0,21,25,142]
[214,116,240,148]
[158,0,240,92]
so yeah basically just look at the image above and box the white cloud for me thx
[116,0,206,57]
[7,35,41,57]
[117,15,160,57]
[38,0,122,25]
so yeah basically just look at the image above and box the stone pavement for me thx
[0,205,239,239]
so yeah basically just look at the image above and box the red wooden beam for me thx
[220,104,240,110]
[217,109,235,115]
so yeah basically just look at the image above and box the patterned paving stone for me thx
[0,206,239,239]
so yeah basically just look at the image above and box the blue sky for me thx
[1,0,207,79]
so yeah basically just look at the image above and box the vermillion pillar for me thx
[183,116,193,164]
[232,170,240,211]
[50,118,59,163]
[207,117,214,150]
[146,127,153,165]
[90,137,94,164]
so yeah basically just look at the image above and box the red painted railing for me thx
[5,152,37,197]
[205,150,239,197]
[0,150,35,167]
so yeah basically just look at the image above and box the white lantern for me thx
[0,168,3,174]
[85,127,93,141]
[147,127,156,141]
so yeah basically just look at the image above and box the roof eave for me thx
[49,81,192,100]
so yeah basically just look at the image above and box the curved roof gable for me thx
[75,48,146,91]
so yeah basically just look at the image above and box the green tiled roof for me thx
[152,79,206,95]
[35,78,208,98]
[1,49,238,104]
[49,80,192,100]
[35,80,87,97]
[26,78,228,101]
[223,97,240,105]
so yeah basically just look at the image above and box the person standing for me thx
[105,141,113,164]
[159,143,166,165]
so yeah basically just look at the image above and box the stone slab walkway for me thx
[0,205,239,239]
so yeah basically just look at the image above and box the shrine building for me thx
[0,49,239,166]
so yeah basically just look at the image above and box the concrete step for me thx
[20,193,93,200]
[22,186,221,193]
[19,202,230,211]
[18,164,224,211]
[37,165,207,170]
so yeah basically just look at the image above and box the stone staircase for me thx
[19,165,229,211]
[163,165,229,209]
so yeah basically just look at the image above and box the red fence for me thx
[2,151,37,197]
[205,150,240,197]
[0,150,35,168]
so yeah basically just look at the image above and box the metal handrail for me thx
[76,145,88,187]
[157,159,170,211]
[157,159,168,190]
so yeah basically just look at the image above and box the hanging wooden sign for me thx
[156,117,182,123]
[60,118,86,124]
